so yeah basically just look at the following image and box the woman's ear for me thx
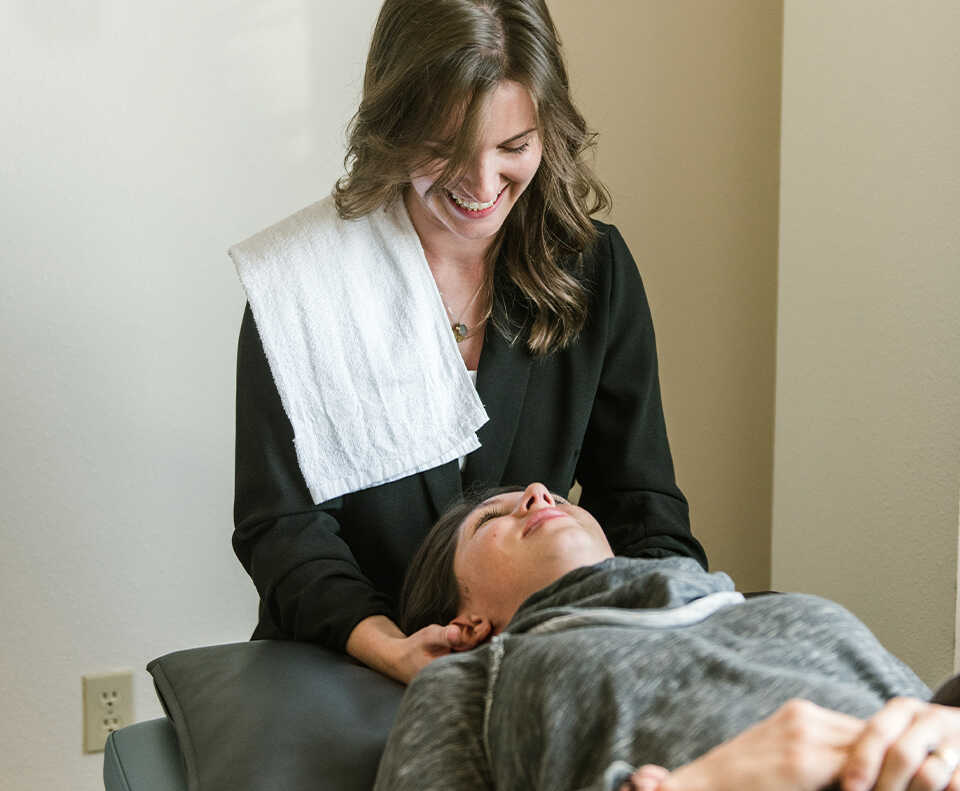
[448,613,492,650]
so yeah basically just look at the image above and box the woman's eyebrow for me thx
[499,127,537,146]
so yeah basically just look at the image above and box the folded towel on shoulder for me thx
[229,195,489,504]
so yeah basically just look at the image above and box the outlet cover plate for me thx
[82,670,133,753]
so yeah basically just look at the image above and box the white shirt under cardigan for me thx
[229,196,488,504]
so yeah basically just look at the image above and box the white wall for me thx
[0,1,382,788]
[773,0,960,688]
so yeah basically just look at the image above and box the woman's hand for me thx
[658,699,863,791]
[619,764,670,791]
[841,697,960,791]
[388,623,465,684]
[346,615,463,685]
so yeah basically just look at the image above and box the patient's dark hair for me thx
[399,485,523,634]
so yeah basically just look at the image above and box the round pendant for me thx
[452,322,468,343]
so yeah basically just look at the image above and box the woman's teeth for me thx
[448,189,502,211]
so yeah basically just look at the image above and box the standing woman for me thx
[230,0,706,685]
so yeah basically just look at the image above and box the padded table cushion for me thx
[104,718,188,791]
[146,640,405,791]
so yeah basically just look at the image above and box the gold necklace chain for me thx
[441,279,486,343]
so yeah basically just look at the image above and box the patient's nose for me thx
[518,482,555,513]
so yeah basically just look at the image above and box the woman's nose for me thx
[460,154,499,202]
[517,482,555,513]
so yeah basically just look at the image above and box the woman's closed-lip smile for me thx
[522,508,568,538]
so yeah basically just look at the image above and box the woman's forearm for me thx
[346,615,407,679]
[347,615,464,685]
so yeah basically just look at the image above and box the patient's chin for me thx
[539,527,611,565]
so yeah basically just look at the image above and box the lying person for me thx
[373,483,960,791]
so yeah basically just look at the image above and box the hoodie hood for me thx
[505,556,736,635]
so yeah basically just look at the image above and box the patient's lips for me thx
[522,508,568,538]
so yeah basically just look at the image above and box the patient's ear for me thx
[448,613,492,650]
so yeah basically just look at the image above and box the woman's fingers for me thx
[844,699,960,791]
[660,700,863,791]
[844,697,926,791]
[418,623,456,653]
[906,746,960,791]
[444,623,463,647]
[807,703,865,744]
[875,710,947,791]
[628,764,670,791]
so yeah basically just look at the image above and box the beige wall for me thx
[550,1,783,591]
[773,0,960,687]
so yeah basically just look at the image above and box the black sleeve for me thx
[233,304,395,651]
[575,227,708,569]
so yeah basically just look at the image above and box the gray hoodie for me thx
[374,557,930,791]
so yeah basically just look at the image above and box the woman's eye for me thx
[475,509,505,531]
[503,141,530,154]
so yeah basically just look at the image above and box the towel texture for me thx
[229,195,489,504]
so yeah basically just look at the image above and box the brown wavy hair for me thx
[334,0,610,356]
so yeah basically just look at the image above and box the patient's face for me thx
[453,482,613,630]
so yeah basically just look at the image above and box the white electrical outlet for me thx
[82,670,134,753]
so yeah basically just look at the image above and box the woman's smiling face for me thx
[452,482,612,631]
[403,80,543,249]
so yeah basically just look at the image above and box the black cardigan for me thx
[233,222,707,651]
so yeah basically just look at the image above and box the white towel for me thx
[229,195,489,504]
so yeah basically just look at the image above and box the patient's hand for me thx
[659,699,863,791]
[842,697,960,791]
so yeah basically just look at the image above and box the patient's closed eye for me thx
[474,509,505,531]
